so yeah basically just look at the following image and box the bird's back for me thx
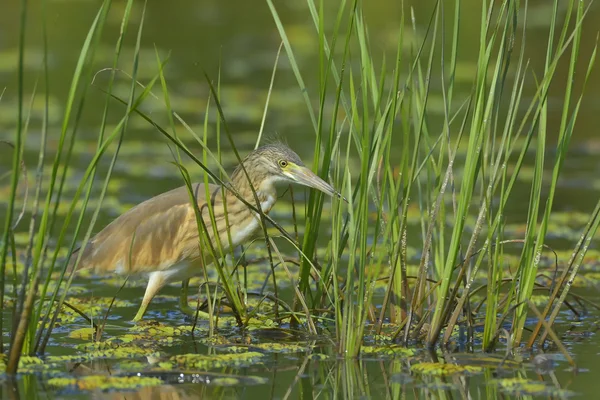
[76,183,245,275]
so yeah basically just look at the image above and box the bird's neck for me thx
[230,168,278,213]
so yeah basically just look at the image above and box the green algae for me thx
[13,356,76,375]
[361,345,416,358]
[208,377,241,386]
[68,327,95,340]
[130,321,196,337]
[309,353,330,361]
[215,345,250,354]
[447,353,523,369]
[246,317,278,330]
[18,356,44,366]
[36,296,134,328]
[198,334,232,347]
[252,342,308,353]
[116,360,148,371]
[225,342,309,354]
[208,376,268,386]
[16,357,52,374]
[493,377,574,396]
[168,351,265,369]
[157,361,175,370]
[529,294,550,306]
[411,362,483,376]
[73,341,161,360]
[125,321,208,346]
[47,375,163,392]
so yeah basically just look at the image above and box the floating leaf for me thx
[411,362,483,376]
[493,377,574,396]
[47,375,163,392]
[168,352,265,369]
[361,345,416,358]
[68,327,95,340]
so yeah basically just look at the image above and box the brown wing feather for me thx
[77,182,250,275]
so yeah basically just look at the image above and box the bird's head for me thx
[235,142,343,199]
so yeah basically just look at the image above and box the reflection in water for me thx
[102,386,188,400]
[1,347,578,399]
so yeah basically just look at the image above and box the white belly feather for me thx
[230,194,275,246]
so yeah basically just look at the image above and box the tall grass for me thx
[1,0,598,376]
[267,0,598,356]
[1,0,163,372]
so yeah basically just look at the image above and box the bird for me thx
[73,142,341,321]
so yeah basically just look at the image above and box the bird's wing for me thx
[77,183,228,274]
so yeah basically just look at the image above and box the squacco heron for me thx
[74,143,340,321]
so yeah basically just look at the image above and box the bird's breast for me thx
[229,216,260,246]
[260,194,276,214]
[228,194,275,246]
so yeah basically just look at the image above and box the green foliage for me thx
[1,0,599,387]
[265,0,598,356]
[47,376,163,392]
[410,362,483,376]
[493,377,575,396]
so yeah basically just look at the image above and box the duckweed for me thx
[493,377,574,396]
[47,375,163,391]
[411,362,483,376]
[361,345,416,358]
[250,342,308,353]
[169,351,265,369]
[68,327,95,340]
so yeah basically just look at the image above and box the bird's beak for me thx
[289,165,347,202]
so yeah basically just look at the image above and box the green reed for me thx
[267,0,598,356]
[35,0,154,355]
[0,0,27,357]
[2,0,598,375]
[0,0,161,371]
[512,0,590,344]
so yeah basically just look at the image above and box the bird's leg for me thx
[179,279,213,320]
[133,272,166,321]
[133,304,149,322]
[179,278,195,316]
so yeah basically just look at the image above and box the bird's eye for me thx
[278,160,288,168]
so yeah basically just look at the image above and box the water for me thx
[1,0,600,398]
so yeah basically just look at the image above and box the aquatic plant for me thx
[266,0,599,357]
[1,0,599,384]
